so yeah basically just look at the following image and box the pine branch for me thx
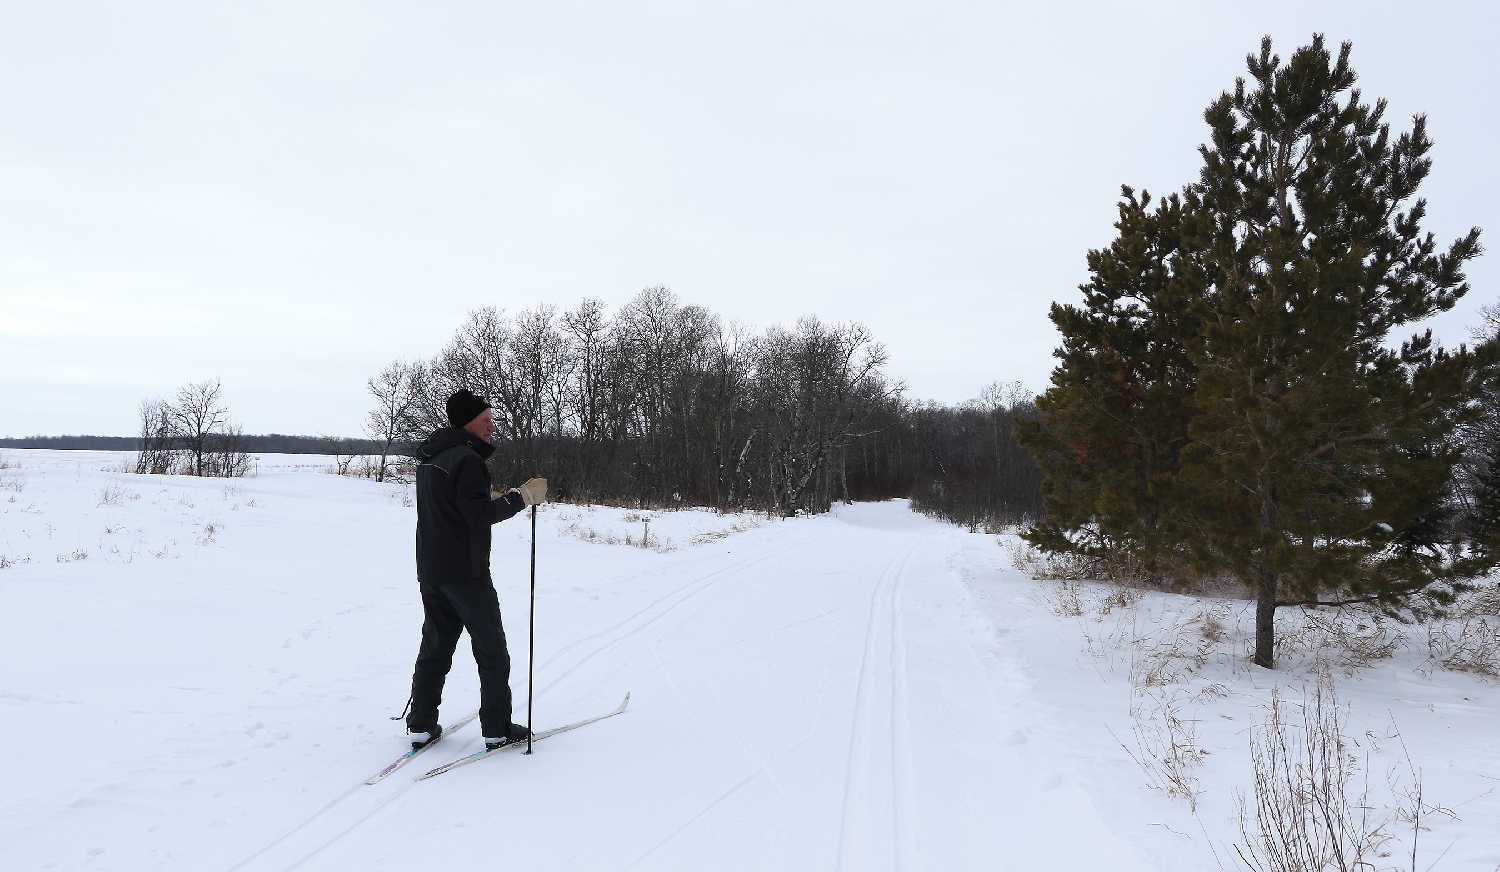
[1275,578,1431,609]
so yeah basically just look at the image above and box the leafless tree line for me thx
[134,379,250,478]
[369,287,919,515]
[905,381,1044,530]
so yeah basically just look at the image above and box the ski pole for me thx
[525,502,536,755]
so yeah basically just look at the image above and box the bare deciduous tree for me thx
[753,318,891,516]
[173,379,229,477]
[208,425,252,478]
[134,399,178,475]
[131,380,249,478]
[375,290,1039,519]
[366,360,420,482]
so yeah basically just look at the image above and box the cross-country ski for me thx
[364,710,478,785]
[417,693,630,780]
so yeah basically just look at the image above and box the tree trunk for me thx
[1253,577,1276,668]
[839,447,849,503]
[728,430,754,509]
[1254,476,1279,668]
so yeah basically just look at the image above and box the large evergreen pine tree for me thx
[1022,35,1500,668]
[1181,36,1497,667]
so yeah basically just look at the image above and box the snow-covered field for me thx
[1,450,1496,870]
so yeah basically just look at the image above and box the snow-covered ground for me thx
[1,450,1496,870]
[964,538,1500,871]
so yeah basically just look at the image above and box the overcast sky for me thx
[3,1,1495,437]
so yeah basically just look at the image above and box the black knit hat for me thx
[446,389,492,428]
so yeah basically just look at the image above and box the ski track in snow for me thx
[535,549,781,692]
[889,551,918,872]
[834,546,917,872]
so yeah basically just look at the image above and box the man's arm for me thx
[456,455,525,528]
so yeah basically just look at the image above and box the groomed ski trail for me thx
[834,546,918,872]
[191,501,1153,871]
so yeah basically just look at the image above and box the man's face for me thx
[463,409,496,444]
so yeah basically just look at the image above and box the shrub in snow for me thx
[1275,608,1406,674]
[1115,688,1206,812]
[1048,581,1084,617]
[1233,677,1438,872]
[1196,610,1230,644]
[1426,616,1500,677]
[97,485,129,507]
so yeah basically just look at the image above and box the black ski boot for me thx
[484,722,530,751]
[408,723,443,751]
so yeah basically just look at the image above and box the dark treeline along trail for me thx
[365,286,1042,525]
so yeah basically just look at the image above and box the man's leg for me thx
[440,580,514,738]
[407,581,463,733]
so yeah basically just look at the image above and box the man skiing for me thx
[405,388,548,752]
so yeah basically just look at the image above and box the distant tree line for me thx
[904,384,1043,530]
[0,435,142,450]
[0,432,385,455]
[367,286,1045,521]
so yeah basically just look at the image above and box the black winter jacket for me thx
[414,427,525,584]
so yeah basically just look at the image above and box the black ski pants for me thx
[407,577,514,738]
